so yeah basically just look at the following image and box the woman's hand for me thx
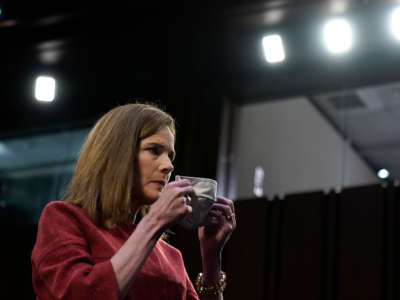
[147,179,194,229]
[198,196,236,259]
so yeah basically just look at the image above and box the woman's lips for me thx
[151,181,166,188]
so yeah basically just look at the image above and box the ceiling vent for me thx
[327,93,366,111]
[376,85,400,109]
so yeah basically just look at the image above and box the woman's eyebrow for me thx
[143,142,165,148]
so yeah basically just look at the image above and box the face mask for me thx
[175,175,217,229]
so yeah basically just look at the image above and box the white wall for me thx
[229,97,378,200]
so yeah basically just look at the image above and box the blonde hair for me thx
[64,103,175,229]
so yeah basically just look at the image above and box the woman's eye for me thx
[147,147,159,155]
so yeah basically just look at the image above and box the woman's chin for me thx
[135,187,162,206]
[143,191,161,205]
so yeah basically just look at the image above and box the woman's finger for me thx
[203,211,220,226]
[175,196,192,216]
[216,197,236,226]
[184,194,191,204]
[177,185,194,197]
[216,196,235,213]
[170,179,191,187]
[210,203,233,221]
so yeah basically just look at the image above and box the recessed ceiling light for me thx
[390,7,400,40]
[262,34,286,63]
[35,76,56,102]
[323,18,353,54]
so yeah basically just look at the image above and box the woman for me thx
[31,103,236,300]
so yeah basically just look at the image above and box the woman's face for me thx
[136,126,175,205]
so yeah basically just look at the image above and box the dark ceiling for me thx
[1,0,400,137]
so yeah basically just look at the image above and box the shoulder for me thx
[41,200,83,215]
[40,201,89,225]
[37,201,94,241]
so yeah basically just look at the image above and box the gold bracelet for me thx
[195,271,227,296]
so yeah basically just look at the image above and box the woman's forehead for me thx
[142,127,175,146]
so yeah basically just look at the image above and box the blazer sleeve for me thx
[186,271,200,300]
[31,202,119,300]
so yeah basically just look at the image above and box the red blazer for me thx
[31,201,199,300]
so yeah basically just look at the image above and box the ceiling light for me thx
[323,18,353,54]
[35,76,56,102]
[262,34,286,63]
[390,7,400,40]
[377,168,390,179]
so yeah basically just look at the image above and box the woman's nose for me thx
[160,155,174,174]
